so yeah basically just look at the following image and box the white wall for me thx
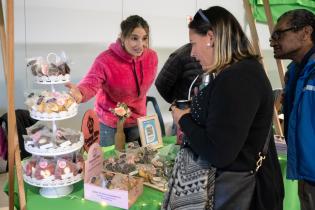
[14,0,274,48]
[0,0,287,132]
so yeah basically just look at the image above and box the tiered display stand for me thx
[23,69,84,198]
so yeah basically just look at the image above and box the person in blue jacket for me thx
[270,9,315,210]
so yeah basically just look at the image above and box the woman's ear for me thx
[207,30,215,46]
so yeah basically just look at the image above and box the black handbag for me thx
[213,123,272,210]
[162,123,273,210]
[214,123,272,210]
[250,135,284,210]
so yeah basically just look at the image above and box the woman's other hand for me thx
[171,106,191,127]
[65,82,83,103]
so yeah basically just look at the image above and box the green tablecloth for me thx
[4,136,299,210]
[279,155,300,210]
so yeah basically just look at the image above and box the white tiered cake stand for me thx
[24,73,83,198]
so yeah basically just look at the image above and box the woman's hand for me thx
[171,106,191,127]
[65,82,83,103]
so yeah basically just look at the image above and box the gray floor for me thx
[0,172,8,210]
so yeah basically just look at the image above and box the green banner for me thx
[249,0,315,23]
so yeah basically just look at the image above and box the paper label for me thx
[58,160,66,169]
[39,160,48,169]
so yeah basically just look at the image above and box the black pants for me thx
[298,180,315,210]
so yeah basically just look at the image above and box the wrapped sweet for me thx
[27,123,55,143]
[59,152,85,172]
[54,158,78,180]
[25,91,76,114]
[55,127,81,147]
[27,52,71,77]
[34,158,55,180]
[26,125,54,149]
[23,158,37,177]
[24,122,82,151]
[37,135,54,149]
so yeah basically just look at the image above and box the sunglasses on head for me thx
[270,25,306,41]
[194,9,210,24]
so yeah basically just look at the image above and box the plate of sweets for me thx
[23,122,83,155]
[25,91,77,120]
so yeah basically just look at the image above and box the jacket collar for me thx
[109,39,145,63]
[288,51,315,77]
[298,46,315,70]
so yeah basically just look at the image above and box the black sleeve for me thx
[155,52,182,103]
[179,71,261,168]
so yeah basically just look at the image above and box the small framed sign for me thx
[137,114,163,148]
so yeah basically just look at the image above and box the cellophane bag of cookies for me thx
[23,155,39,177]
[33,157,56,180]
[54,157,78,180]
[26,52,71,77]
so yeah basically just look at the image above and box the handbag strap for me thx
[255,120,273,172]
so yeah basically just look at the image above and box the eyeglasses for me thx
[194,9,210,24]
[270,25,306,41]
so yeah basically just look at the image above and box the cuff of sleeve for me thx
[77,85,87,103]
[179,113,194,135]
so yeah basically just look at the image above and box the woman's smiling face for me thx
[122,27,148,58]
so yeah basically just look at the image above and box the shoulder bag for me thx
[162,123,272,210]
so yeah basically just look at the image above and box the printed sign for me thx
[84,143,103,183]
[81,109,100,152]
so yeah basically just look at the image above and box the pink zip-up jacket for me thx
[78,39,158,128]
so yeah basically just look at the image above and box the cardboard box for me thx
[84,143,143,209]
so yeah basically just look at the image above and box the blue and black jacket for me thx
[284,51,315,182]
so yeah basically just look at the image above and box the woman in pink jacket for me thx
[66,15,158,146]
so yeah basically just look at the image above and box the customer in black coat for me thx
[0,109,37,160]
[155,43,203,103]
[170,6,284,210]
